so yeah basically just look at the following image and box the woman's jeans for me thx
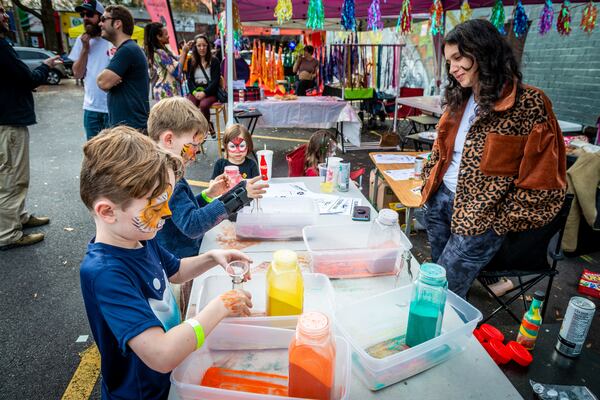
[424,184,505,298]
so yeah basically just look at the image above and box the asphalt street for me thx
[1,80,598,399]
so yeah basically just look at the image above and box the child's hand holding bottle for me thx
[205,173,231,198]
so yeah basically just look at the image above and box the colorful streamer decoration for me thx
[232,0,242,48]
[429,0,445,35]
[513,0,528,36]
[341,0,356,31]
[581,1,598,33]
[306,0,325,30]
[368,0,384,31]
[396,0,412,34]
[460,0,472,23]
[557,0,572,35]
[490,0,506,35]
[538,0,554,35]
[274,0,293,25]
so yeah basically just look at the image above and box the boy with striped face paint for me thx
[148,97,268,260]
[79,126,253,400]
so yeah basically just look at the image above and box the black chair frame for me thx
[476,194,574,325]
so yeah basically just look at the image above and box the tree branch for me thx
[11,0,43,20]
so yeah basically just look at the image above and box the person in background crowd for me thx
[0,4,61,250]
[293,45,319,96]
[420,19,567,298]
[185,35,221,130]
[70,0,113,140]
[304,130,337,177]
[97,5,149,132]
[144,22,189,101]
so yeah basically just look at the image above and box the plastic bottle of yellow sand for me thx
[267,250,304,316]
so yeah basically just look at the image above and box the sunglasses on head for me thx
[80,10,95,18]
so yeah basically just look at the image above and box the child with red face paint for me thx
[211,124,260,180]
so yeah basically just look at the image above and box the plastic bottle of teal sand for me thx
[406,263,448,347]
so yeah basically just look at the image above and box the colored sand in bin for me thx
[406,303,442,347]
[201,367,288,396]
[366,335,410,359]
[267,294,303,316]
[289,347,334,400]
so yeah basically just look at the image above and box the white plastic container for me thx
[303,224,412,279]
[196,273,335,329]
[236,198,318,240]
[335,284,482,391]
[170,323,352,400]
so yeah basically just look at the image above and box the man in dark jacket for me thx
[0,5,62,250]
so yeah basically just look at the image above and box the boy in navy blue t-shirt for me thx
[79,127,253,400]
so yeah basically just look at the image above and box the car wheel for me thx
[47,69,61,85]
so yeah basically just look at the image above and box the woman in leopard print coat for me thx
[420,20,566,298]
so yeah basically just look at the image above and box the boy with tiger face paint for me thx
[79,127,253,399]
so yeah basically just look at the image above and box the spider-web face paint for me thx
[132,185,173,233]
[227,137,248,154]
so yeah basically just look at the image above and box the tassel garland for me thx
[490,0,506,35]
[581,1,598,33]
[460,0,472,23]
[557,0,572,35]
[538,0,554,35]
[430,0,444,35]
[396,0,412,34]
[513,0,528,36]
[306,0,325,30]
[341,0,356,31]
[274,0,293,25]
[368,0,383,31]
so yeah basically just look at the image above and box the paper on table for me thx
[261,182,359,215]
[374,154,416,164]
[384,169,414,181]
[262,182,311,198]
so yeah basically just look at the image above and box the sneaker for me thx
[0,233,45,251]
[488,277,515,297]
[23,215,50,228]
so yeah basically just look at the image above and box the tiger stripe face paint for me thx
[132,185,173,233]
[181,142,198,162]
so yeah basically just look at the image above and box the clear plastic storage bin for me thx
[335,284,482,391]
[196,273,335,329]
[303,224,412,278]
[236,198,318,240]
[171,323,352,400]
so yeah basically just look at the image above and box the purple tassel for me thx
[538,0,554,35]
[368,0,383,31]
[513,0,528,36]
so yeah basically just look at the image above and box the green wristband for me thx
[184,319,205,349]
[201,190,214,203]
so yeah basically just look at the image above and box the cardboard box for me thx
[369,169,403,212]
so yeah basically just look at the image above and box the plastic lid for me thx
[478,323,505,342]
[272,249,298,271]
[473,329,485,343]
[486,339,512,364]
[298,311,329,338]
[327,156,342,166]
[506,341,533,367]
[377,209,399,226]
[419,263,447,286]
[224,165,240,173]
[533,290,545,301]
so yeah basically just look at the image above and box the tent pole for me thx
[226,0,234,125]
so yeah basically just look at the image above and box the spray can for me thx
[338,162,350,192]
[555,296,595,357]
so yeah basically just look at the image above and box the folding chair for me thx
[475,194,574,324]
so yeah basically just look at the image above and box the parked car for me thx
[13,46,68,85]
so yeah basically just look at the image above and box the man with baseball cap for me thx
[70,0,113,140]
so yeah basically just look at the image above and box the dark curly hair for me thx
[442,19,522,117]
[144,22,171,67]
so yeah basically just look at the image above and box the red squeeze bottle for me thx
[260,154,268,180]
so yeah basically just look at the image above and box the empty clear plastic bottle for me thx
[366,209,402,274]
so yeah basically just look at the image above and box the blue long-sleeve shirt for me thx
[156,178,228,258]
